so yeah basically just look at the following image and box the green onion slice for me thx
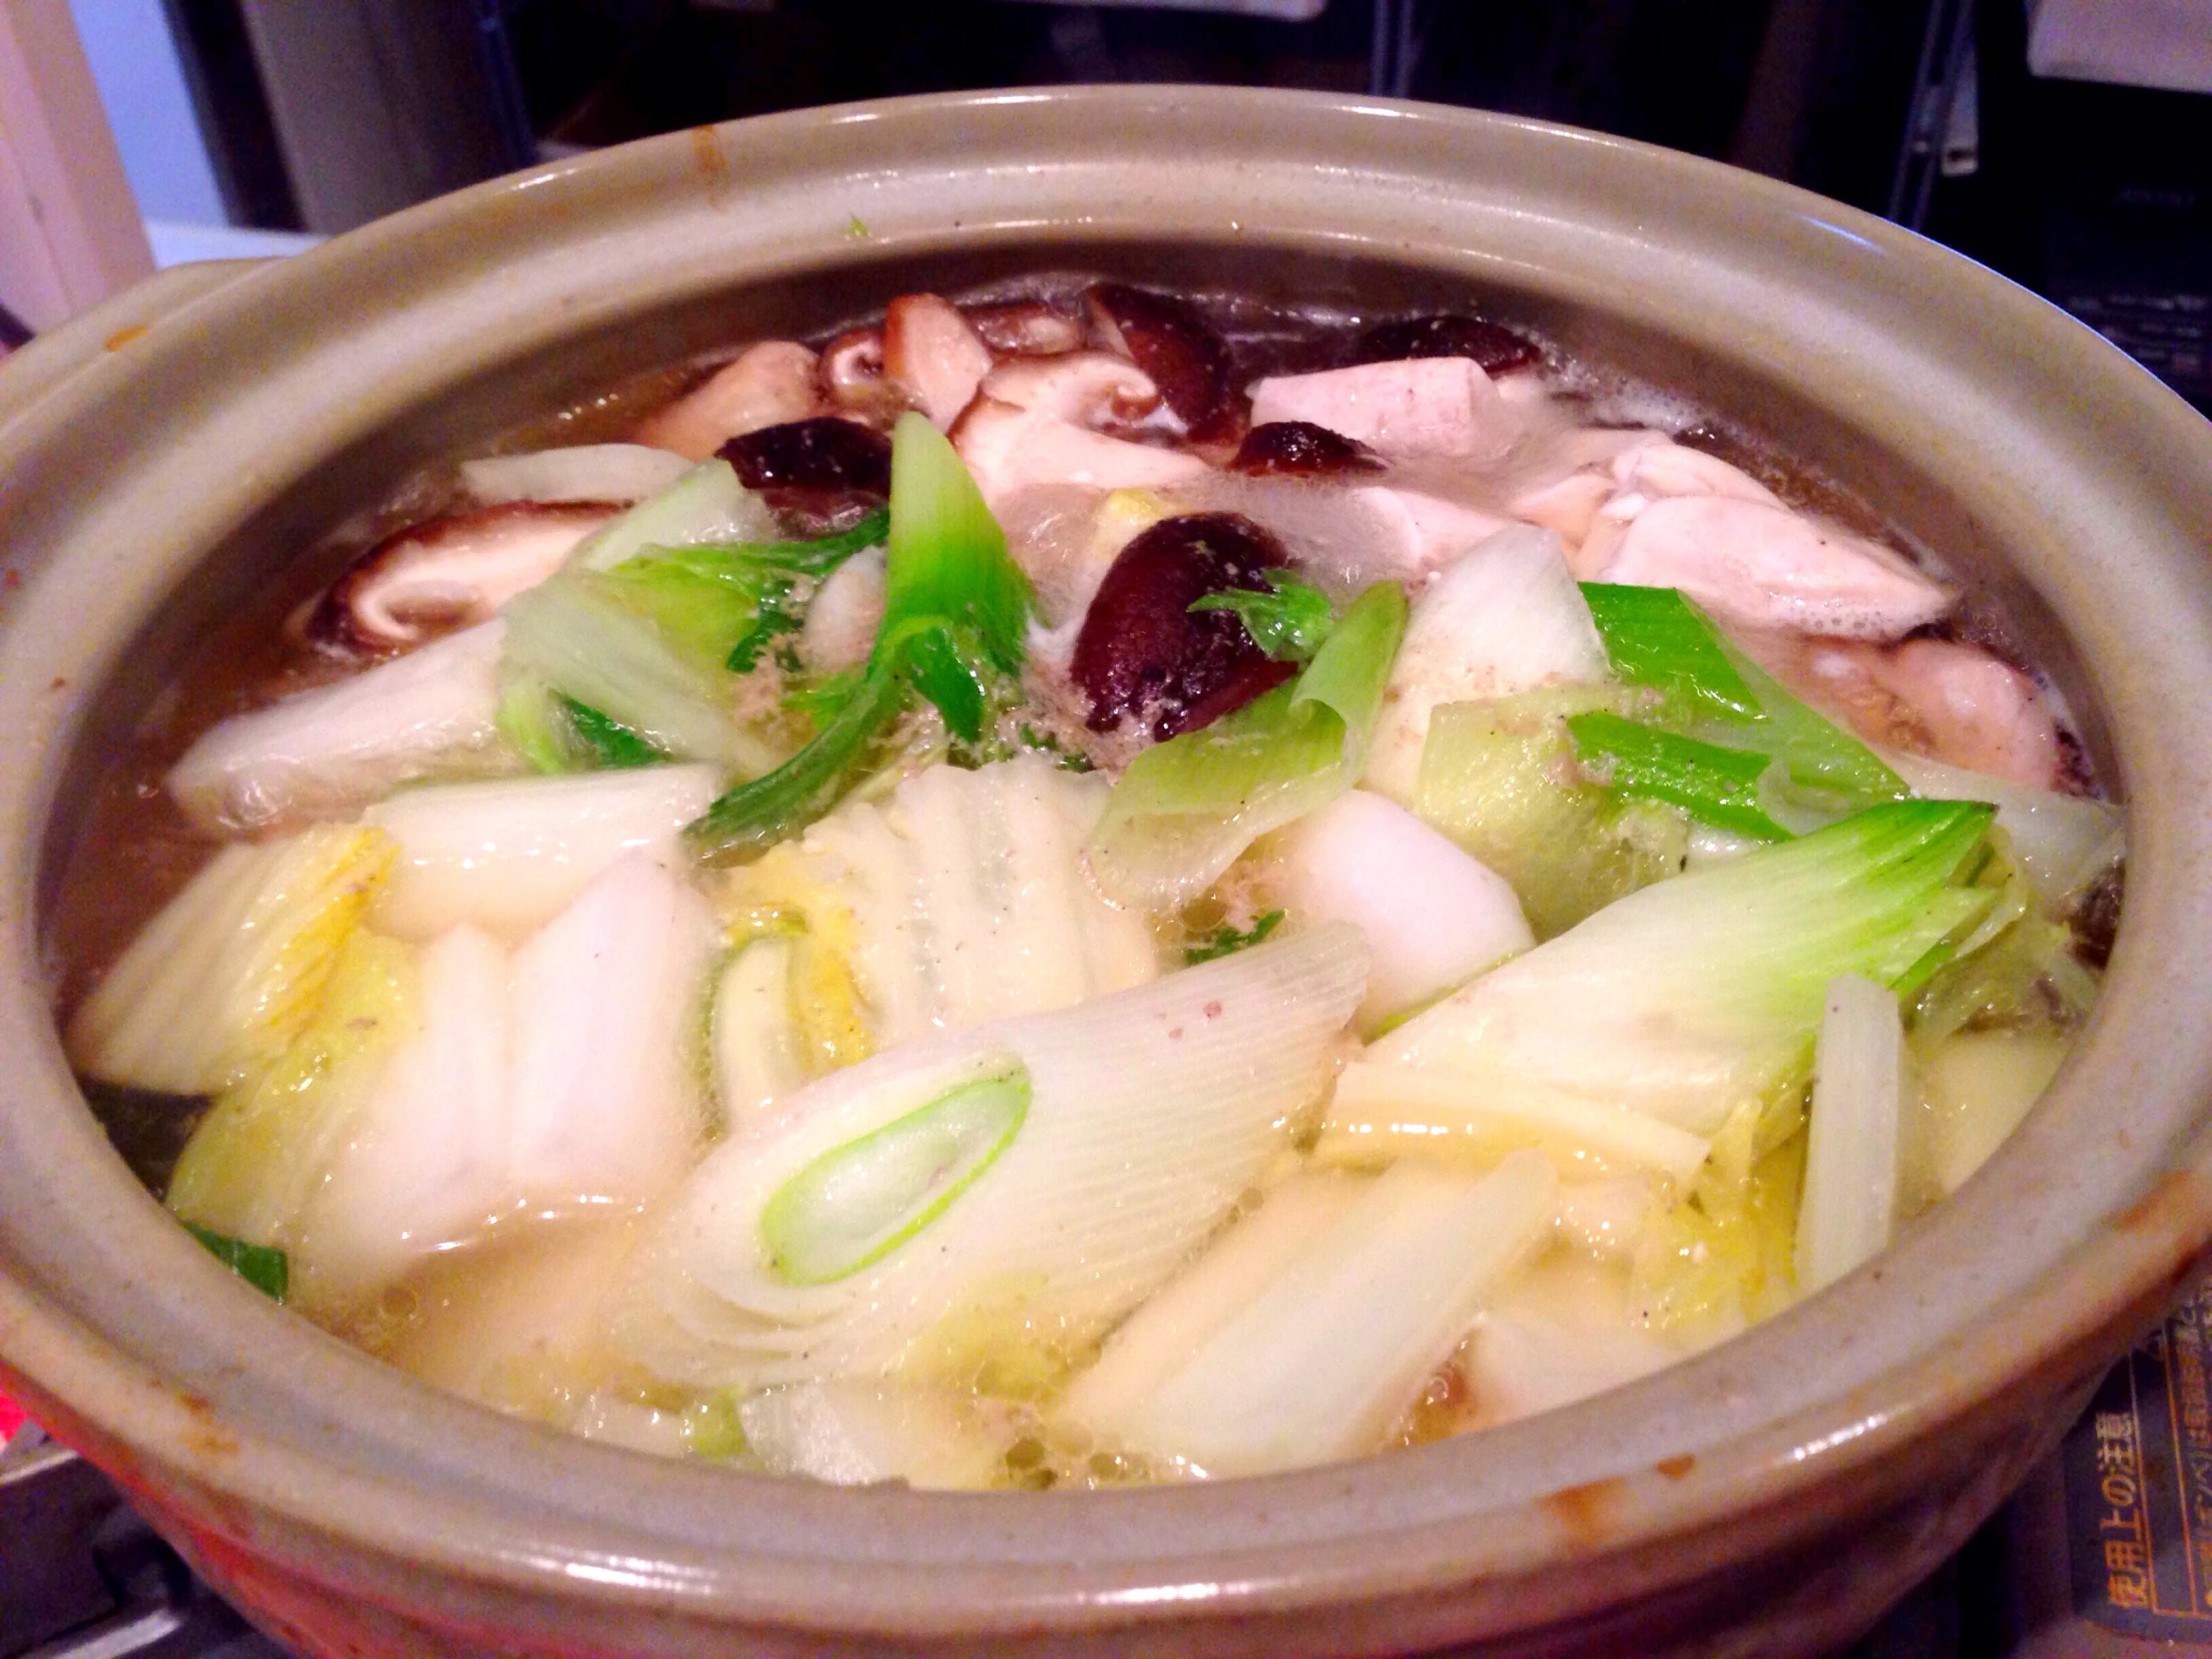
[760,1065,1031,1286]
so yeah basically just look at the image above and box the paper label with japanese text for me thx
[2065,1281,2212,1636]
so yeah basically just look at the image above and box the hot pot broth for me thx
[51,275,2121,1488]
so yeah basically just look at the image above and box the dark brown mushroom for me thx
[1228,421,1388,479]
[1085,282,1238,441]
[1071,513,1298,740]
[719,416,894,538]
[719,417,893,495]
[304,502,616,656]
[1348,314,1542,375]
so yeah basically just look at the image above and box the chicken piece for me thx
[1588,494,1951,640]
[1502,429,1670,549]
[1571,441,1785,575]
[1794,636,2063,789]
[1249,357,1513,460]
[633,341,825,461]
[1275,790,1533,1032]
[882,294,995,429]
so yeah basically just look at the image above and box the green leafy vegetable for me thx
[1088,582,1408,908]
[1017,724,1094,773]
[1566,710,1790,842]
[761,1068,1031,1286]
[1578,581,1908,830]
[1415,689,1688,938]
[1351,799,1997,1150]
[1722,645,1910,816]
[501,575,785,773]
[875,410,1031,741]
[186,1223,290,1302]
[686,658,906,859]
[500,675,676,775]
[1580,584,1762,724]
[1190,571,1336,662]
[881,416,1029,673]
[566,458,780,573]
[688,420,1029,857]
[658,507,891,578]
[559,695,665,769]
[723,577,805,674]
[503,500,888,777]
[1185,910,1285,964]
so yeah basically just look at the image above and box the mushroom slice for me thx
[719,417,893,495]
[964,301,1086,357]
[820,328,907,426]
[634,341,827,461]
[1229,421,1387,479]
[1085,282,1236,439]
[979,350,1163,425]
[1349,314,1543,375]
[951,398,1209,512]
[305,503,615,656]
[882,294,995,429]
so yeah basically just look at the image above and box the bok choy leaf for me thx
[1566,710,1790,842]
[1580,582,1762,723]
[1335,801,1996,1167]
[686,417,1030,859]
[565,458,779,572]
[1087,581,1408,908]
[1415,690,1689,939]
[1578,582,1910,829]
[499,573,787,774]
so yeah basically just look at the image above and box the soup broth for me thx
[51,275,2120,1488]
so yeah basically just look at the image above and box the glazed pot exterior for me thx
[3,87,2211,1659]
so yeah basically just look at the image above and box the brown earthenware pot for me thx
[3,86,2212,1659]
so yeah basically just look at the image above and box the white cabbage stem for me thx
[1065,1150,1558,1476]
[1794,974,1905,1294]
[364,765,719,941]
[168,621,509,832]
[461,443,692,507]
